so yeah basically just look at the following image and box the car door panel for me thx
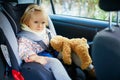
[50,15,108,42]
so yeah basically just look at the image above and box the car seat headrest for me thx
[2,2,33,33]
[99,0,120,11]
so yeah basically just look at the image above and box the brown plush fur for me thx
[50,36,72,64]
[50,35,92,70]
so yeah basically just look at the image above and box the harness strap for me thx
[17,30,52,51]
[48,31,52,41]
[36,40,48,50]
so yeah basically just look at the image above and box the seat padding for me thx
[92,27,120,80]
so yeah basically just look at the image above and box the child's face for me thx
[28,11,47,32]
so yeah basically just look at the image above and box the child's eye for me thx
[42,22,45,24]
[34,21,38,23]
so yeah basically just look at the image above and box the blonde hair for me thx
[20,4,48,26]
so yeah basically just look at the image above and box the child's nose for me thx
[38,24,42,27]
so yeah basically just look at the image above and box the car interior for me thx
[0,0,120,80]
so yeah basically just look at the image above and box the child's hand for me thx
[26,54,49,65]
[35,56,49,65]
[24,54,37,62]
[28,54,38,60]
[24,57,34,62]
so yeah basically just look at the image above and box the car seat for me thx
[91,0,120,80]
[1,1,88,80]
[0,1,56,80]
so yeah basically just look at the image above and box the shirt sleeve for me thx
[18,37,36,60]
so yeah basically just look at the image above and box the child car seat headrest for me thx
[2,2,33,34]
[99,0,120,11]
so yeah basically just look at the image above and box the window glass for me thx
[18,0,35,3]
[42,0,118,22]
[41,0,53,14]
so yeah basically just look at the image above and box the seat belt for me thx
[17,30,52,51]
[36,41,48,51]
[36,31,52,51]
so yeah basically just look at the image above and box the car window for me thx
[42,0,118,22]
[18,0,34,3]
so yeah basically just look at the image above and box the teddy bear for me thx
[50,36,72,64]
[50,35,92,70]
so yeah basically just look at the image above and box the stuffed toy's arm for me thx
[50,35,72,65]
[70,38,92,70]
[62,42,72,64]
